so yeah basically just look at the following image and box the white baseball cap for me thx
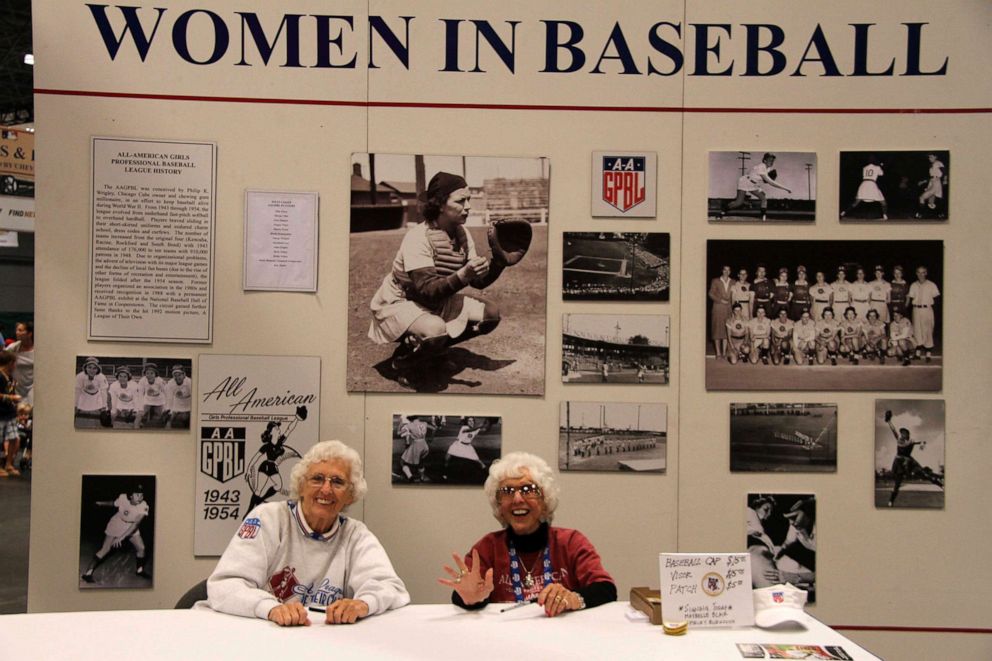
[753,583,808,628]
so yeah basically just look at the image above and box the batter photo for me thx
[839,150,950,222]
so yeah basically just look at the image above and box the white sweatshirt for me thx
[198,501,410,620]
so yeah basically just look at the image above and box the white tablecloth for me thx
[0,602,881,660]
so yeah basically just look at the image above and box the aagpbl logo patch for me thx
[238,517,261,539]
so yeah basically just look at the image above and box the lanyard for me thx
[507,541,552,602]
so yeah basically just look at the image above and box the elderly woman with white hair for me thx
[202,440,409,626]
[439,452,616,616]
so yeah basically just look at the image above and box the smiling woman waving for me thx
[439,452,616,617]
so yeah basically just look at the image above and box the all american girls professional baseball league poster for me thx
[195,354,320,555]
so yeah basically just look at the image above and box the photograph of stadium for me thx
[839,150,949,222]
[747,493,816,603]
[706,240,942,391]
[730,403,837,473]
[347,152,549,395]
[562,313,669,384]
[708,151,816,222]
[558,401,666,472]
[874,399,945,509]
[391,414,502,485]
[562,232,669,301]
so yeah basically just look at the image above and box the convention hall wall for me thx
[29,2,991,659]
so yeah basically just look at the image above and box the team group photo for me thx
[706,240,943,391]
[73,356,193,430]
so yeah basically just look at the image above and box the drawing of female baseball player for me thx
[245,407,307,511]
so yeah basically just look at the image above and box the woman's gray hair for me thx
[289,440,368,503]
[484,452,560,526]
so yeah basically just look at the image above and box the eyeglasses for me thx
[496,483,542,500]
[306,474,349,491]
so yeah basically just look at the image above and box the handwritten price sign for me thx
[659,553,755,628]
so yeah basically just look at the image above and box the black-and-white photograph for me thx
[746,493,816,603]
[562,232,669,301]
[73,356,192,429]
[79,474,155,589]
[874,399,945,509]
[730,403,837,473]
[347,153,549,395]
[706,240,942,391]
[391,415,502,485]
[558,401,666,472]
[839,150,949,222]
[708,151,816,222]
[562,313,670,384]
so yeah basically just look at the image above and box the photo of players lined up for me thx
[730,403,837,473]
[747,493,816,603]
[706,240,942,392]
[839,150,949,222]
[562,232,669,301]
[562,313,669,384]
[391,414,502,486]
[708,151,816,222]
[558,401,666,473]
[73,355,192,430]
[79,474,155,589]
[874,399,945,509]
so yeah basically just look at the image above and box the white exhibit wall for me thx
[28,1,992,658]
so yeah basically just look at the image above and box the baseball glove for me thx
[767,168,778,180]
[884,410,893,422]
[487,219,532,266]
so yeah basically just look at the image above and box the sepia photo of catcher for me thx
[348,153,549,395]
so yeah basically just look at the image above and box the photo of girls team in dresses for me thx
[838,150,949,222]
[78,474,155,589]
[73,356,192,429]
[347,153,549,395]
[746,493,816,603]
[708,151,816,222]
[874,399,945,509]
[706,240,942,392]
[390,414,501,485]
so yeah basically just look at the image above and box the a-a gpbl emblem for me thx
[200,426,246,483]
[238,517,261,539]
[602,156,646,212]
[772,591,784,603]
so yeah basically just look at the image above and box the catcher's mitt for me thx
[884,410,893,422]
[488,219,532,266]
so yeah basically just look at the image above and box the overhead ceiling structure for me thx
[0,1,33,126]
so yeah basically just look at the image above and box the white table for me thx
[0,602,881,660]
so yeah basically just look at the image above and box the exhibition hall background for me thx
[28,2,992,659]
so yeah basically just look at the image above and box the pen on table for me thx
[308,605,326,613]
[500,597,538,613]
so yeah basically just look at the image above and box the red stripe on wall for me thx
[33,88,992,114]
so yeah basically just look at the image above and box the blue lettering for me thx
[591,22,641,75]
[368,16,413,69]
[440,18,463,72]
[236,13,303,67]
[87,4,166,62]
[313,15,357,68]
[647,21,683,76]
[851,23,894,76]
[540,20,585,73]
[791,24,842,77]
[903,22,947,76]
[471,20,519,73]
[743,24,786,76]
[173,9,229,65]
[691,24,733,76]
